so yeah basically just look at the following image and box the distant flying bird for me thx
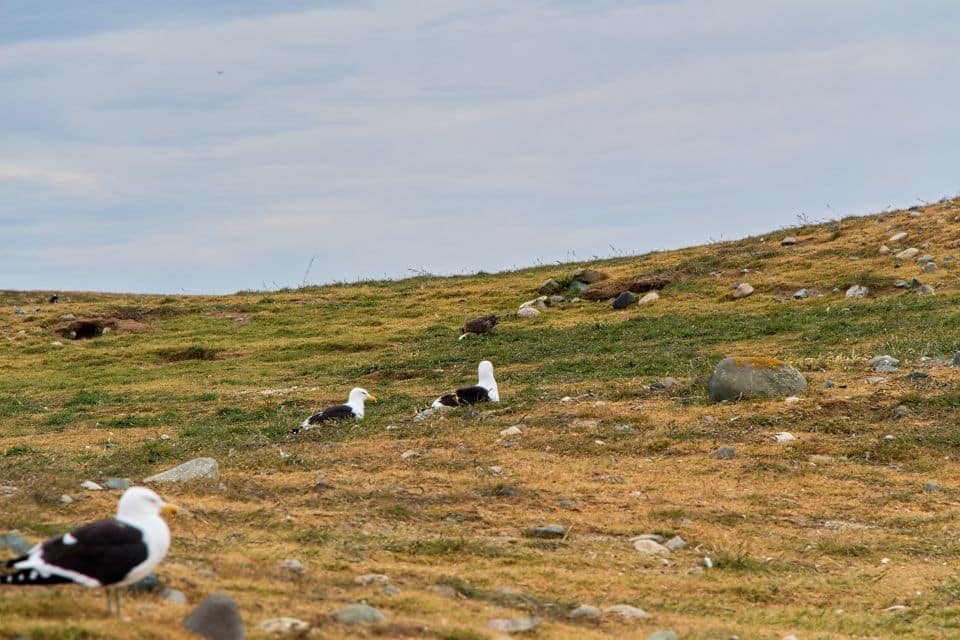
[432,360,500,408]
[1,487,179,616]
[295,387,376,432]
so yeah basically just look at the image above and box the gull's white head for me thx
[478,360,499,401]
[117,486,179,521]
[347,387,377,416]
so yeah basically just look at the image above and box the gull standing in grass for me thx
[1,486,179,616]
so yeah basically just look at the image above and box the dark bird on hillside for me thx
[294,387,376,432]
[49,294,58,304]
[1,487,178,616]
[459,314,498,340]
[432,360,499,408]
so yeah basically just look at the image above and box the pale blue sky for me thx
[2,1,958,293]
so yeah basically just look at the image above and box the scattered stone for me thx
[528,524,566,539]
[335,603,386,625]
[488,465,503,475]
[906,371,929,381]
[80,480,103,491]
[539,279,562,295]
[488,617,540,633]
[183,593,245,640]
[648,632,679,640]
[869,355,900,372]
[893,405,911,419]
[732,282,754,299]
[413,408,437,421]
[638,291,660,305]
[612,291,636,309]
[895,247,919,260]
[916,254,936,264]
[520,297,548,310]
[612,423,637,434]
[780,237,797,246]
[50,341,63,347]
[569,604,602,620]
[549,295,566,305]
[517,307,540,319]
[923,262,938,274]
[701,416,718,425]
[571,268,609,284]
[558,499,578,509]
[383,585,400,596]
[884,605,907,613]
[632,539,670,555]
[953,352,960,367]
[865,376,887,385]
[792,289,809,299]
[917,284,936,295]
[355,573,390,586]
[59,495,73,504]
[496,486,519,497]
[568,281,590,294]
[784,396,801,405]
[59,313,75,321]
[0,531,32,554]
[923,482,942,492]
[278,559,305,575]
[500,426,523,437]
[128,573,164,593]
[664,536,687,551]
[893,279,911,288]
[707,356,807,401]
[163,588,188,605]
[889,232,908,242]
[605,604,650,620]
[144,457,219,484]
[632,534,666,543]
[878,245,891,254]
[102,477,132,491]
[823,380,835,388]
[845,284,869,298]
[400,450,420,460]
[650,377,678,390]
[710,446,737,460]
[773,432,796,443]
[258,617,310,634]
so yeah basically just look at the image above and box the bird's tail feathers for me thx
[1,569,71,586]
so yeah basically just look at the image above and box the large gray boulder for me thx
[145,457,219,483]
[708,356,807,402]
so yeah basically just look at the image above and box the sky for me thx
[1,1,959,294]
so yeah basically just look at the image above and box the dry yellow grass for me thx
[1,198,960,638]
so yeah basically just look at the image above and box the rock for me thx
[50,341,63,347]
[383,585,400,596]
[0,531,32,555]
[105,477,133,490]
[710,446,737,460]
[650,377,678,391]
[894,279,911,288]
[823,380,835,388]
[732,282,754,299]
[400,450,420,460]
[59,495,74,504]
[569,604,602,620]
[582,272,674,301]
[183,593,245,640]
[558,499,578,509]
[648,632,679,640]
[145,458,219,484]
[528,524,566,539]
[638,291,660,305]
[488,617,540,633]
[792,289,809,299]
[496,486,519,497]
[80,480,103,491]
[163,588,188,605]
[906,371,929,381]
[784,396,801,404]
[917,284,936,295]
[773,432,796,443]
[605,604,649,620]
[889,232,908,242]
[846,284,869,298]
[869,355,900,372]
[780,237,797,246]
[334,604,386,625]
[878,245,891,254]
[895,247,919,260]
[571,268,609,284]
[278,559,305,575]
[488,465,503,475]
[258,617,310,634]
[354,573,389,586]
[568,280,590,294]
[128,573,164,593]
[923,262,938,273]
[520,297,548,310]
[664,536,687,551]
[517,307,540,319]
[632,539,670,555]
[549,295,566,305]
[953,352,960,367]
[612,291,636,309]
[923,482,942,492]
[59,313,76,321]
[707,356,807,401]
[539,279,562,295]
[500,426,523,437]
[413,408,437,421]
[916,254,936,264]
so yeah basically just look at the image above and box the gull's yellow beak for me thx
[161,503,180,516]
[368,393,378,403]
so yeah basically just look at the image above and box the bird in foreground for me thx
[295,387,377,432]
[432,360,500,408]
[459,314,498,340]
[1,486,179,616]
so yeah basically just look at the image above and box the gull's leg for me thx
[105,588,112,615]
[115,589,122,617]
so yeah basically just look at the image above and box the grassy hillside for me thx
[2,197,960,639]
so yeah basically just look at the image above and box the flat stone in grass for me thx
[527,524,566,539]
[648,632,679,640]
[335,604,386,625]
[707,356,807,402]
[488,617,540,633]
[145,457,219,483]
[846,284,869,298]
[710,446,737,460]
[605,604,649,620]
[183,593,245,640]
[569,604,601,620]
[105,477,133,490]
[258,618,310,634]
